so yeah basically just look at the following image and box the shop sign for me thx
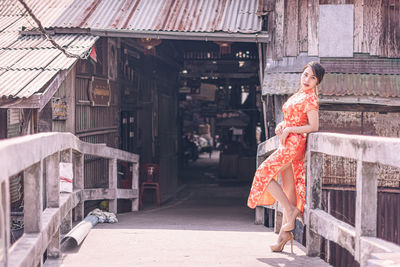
[89,77,111,107]
[52,97,67,120]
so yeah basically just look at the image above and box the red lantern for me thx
[138,38,162,56]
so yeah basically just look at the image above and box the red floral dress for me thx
[247,87,319,213]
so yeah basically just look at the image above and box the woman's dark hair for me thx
[303,61,325,84]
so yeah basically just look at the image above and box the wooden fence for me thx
[0,132,139,267]
[255,132,400,266]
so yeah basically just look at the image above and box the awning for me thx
[0,14,98,109]
[13,0,269,43]
[262,72,400,98]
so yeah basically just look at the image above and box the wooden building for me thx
[0,0,269,214]
[258,0,400,265]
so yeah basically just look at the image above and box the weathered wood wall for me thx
[268,0,400,59]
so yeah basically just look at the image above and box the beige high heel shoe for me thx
[270,232,294,253]
[281,207,301,232]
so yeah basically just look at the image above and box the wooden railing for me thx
[0,132,139,267]
[255,132,400,267]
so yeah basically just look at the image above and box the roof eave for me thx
[90,28,270,43]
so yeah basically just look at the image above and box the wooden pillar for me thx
[60,149,72,235]
[46,152,60,208]
[73,152,84,221]
[24,161,43,233]
[0,178,10,266]
[306,151,323,257]
[274,206,283,234]
[45,152,61,258]
[255,206,265,225]
[131,162,139,211]
[355,160,377,265]
[108,158,117,213]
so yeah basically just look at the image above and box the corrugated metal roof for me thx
[0,10,98,100]
[262,73,400,98]
[20,0,263,34]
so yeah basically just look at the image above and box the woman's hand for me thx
[275,125,283,136]
[275,122,284,136]
[279,127,291,146]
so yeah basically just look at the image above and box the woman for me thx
[247,61,325,252]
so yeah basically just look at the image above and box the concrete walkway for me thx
[54,183,330,267]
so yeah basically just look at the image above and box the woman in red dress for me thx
[247,61,325,252]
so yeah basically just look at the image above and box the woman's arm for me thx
[278,110,319,145]
[286,110,319,134]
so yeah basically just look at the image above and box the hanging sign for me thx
[52,97,67,120]
[89,77,111,107]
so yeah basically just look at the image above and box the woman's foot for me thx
[281,207,300,232]
[270,231,294,253]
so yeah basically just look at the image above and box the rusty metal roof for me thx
[4,0,265,42]
[44,0,263,34]
[262,73,400,99]
[0,12,98,100]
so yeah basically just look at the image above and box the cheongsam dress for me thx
[247,87,319,213]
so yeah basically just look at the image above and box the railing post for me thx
[0,178,10,266]
[60,149,72,235]
[306,151,323,257]
[131,162,139,211]
[255,206,265,225]
[108,158,117,213]
[355,159,377,265]
[45,152,60,258]
[24,161,43,233]
[46,152,60,208]
[73,152,84,221]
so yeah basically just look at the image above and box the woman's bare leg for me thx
[277,163,297,240]
[281,163,297,207]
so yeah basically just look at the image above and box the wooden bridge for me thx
[0,132,400,266]
[0,133,139,266]
[255,132,400,266]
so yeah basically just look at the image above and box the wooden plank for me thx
[353,0,364,53]
[299,0,308,52]
[387,0,400,58]
[355,161,378,264]
[108,158,117,213]
[24,161,43,233]
[308,0,319,56]
[369,0,383,56]
[274,0,285,59]
[284,0,299,56]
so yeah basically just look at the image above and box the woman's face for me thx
[301,66,318,91]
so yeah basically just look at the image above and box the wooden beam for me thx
[284,0,299,56]
[274,0,285,59]
[319,95,400,107]
[307,0,319,56]
[299,0,308,52]
[353,0,364,53]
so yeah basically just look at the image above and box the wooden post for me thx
[355,160,378,265]
[306,151,323,257]
[60,149,72,235]
[131,162,139,211]
[24,161,43,233]
[47,229,60,258]
[45,152,61,258]
[73,152,84,221]
[255,206,265,225]
[108,159,117,213]
[46,152,60,208]
[274,205,283,234]
[0,179,10,266]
